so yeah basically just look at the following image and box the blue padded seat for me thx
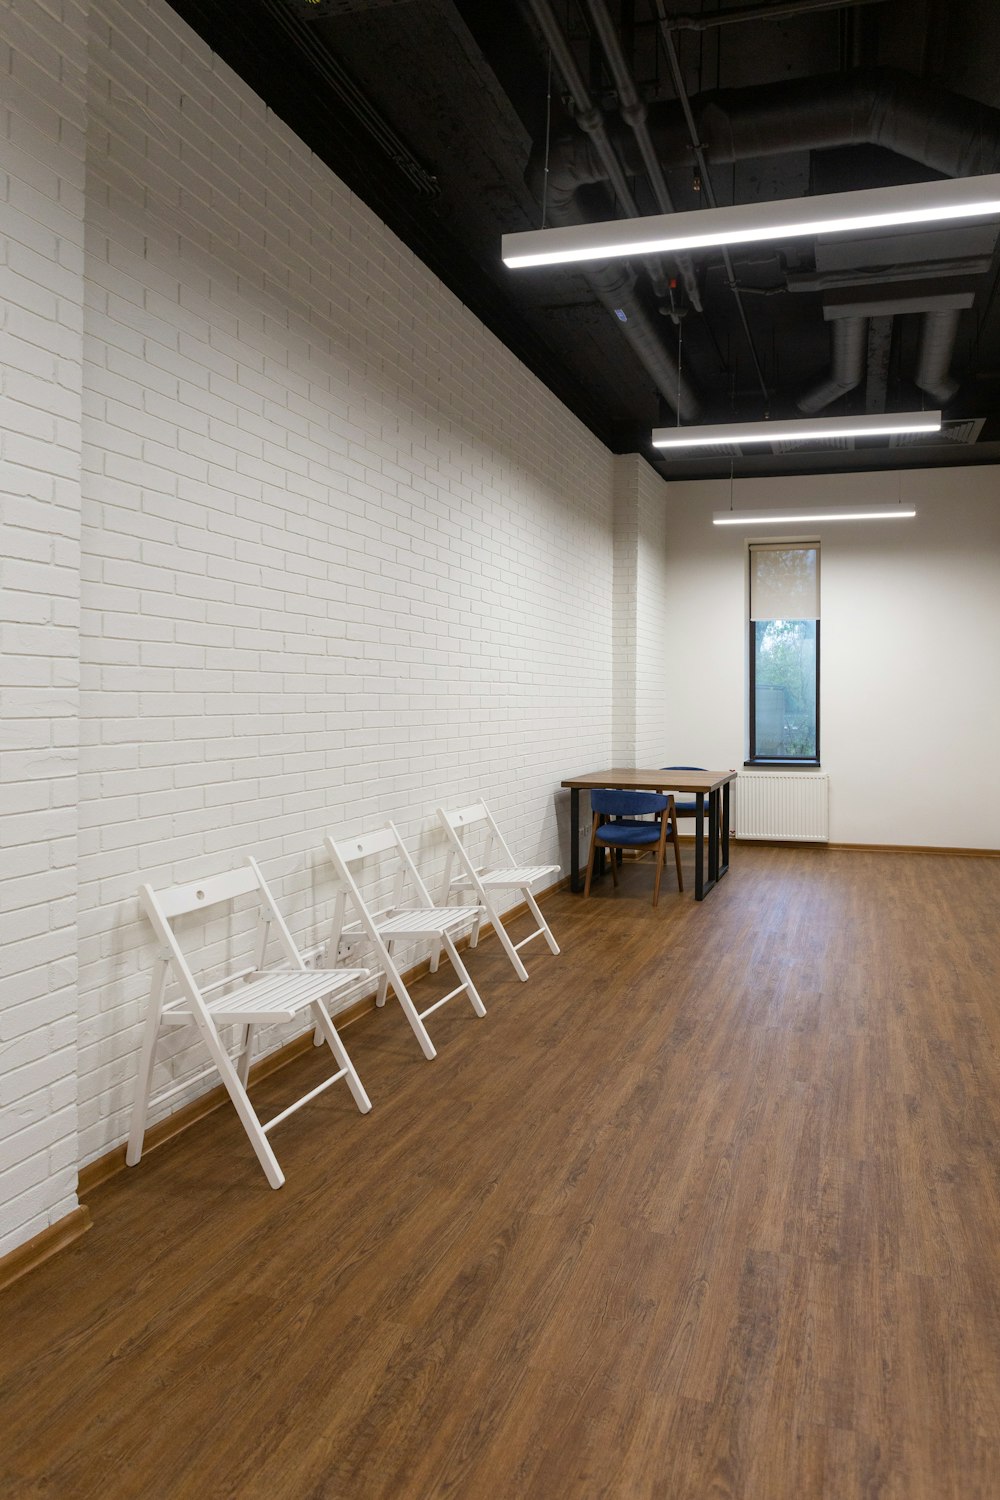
[585,789,683,906]
[590,788,666,834]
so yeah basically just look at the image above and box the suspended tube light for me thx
[712,504,917,525]
[501,174,1000,269]
[652,410,942,450]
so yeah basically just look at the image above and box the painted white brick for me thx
[0,0,85,1258]
[2,0,650,1258]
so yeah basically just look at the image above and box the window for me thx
[748,542,819,762]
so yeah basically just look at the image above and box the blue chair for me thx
[583,790,683,907]
[661,765,723,868]
[660,766,705,821]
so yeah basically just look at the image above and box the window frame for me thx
[746,541,821,767]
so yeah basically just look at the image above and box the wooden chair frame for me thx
[325,823,486,1061]
[434,800,560,981]
[584,792,683,907]
[127,857,371,1190]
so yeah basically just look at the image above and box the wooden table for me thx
[560,768,737,901]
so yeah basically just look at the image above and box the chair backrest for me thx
[138,856,304,1010]
[436,799,516,873]
[660,765,706,773]
[325,821,437,950]
[590,789,667,818]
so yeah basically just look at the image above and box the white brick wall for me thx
[612,456,638,764]
[2,0,675,1258]
[73,0,616,1168]
[634,458,671,766]
[611,454,672,767]
[0,0,87,1256]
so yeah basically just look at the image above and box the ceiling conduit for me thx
[915,309,963,403]
[581,0,702,312]
[524,0,702,422]
[797,317,867,413]
[530,66,1000,415]
[638,68,1000,178]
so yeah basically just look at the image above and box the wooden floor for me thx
[3,845,1000,1499]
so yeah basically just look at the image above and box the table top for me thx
[561,767,737,794]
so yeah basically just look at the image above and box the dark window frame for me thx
[747,543,821,766]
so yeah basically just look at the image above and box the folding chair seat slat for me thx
[435,801,561,982]
[376,905,482,937]
[478,865,559,887]
[202,969,368,1023]
[127,855,373,1191]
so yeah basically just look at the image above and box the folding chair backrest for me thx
[439,799,516,872]
[139,857,304,1010]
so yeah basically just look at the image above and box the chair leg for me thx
[126,959,168,1168]
[197,1019,285,1189]
[608,840,619,888]
[376,945,392,1008]
[237,1023,256,1087]
[311,1000,372,1114]
[484,892,530,981]
[442,930,487,1017]
[673,822,684,892]
[583,814,600,898]
[525,888,560,955]
[377,949,437,1060]
[653,820,667,907]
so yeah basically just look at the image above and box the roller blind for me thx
[750,543,819,621]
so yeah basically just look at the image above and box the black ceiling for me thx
[166,0,1000,479]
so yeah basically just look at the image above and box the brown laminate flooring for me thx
[3,846,1000,1499]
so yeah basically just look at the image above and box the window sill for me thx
[744,760,822,770]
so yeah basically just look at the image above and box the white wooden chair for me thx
[127,857,372,1190]
[435,801,560,982]
[325,823,486,1061]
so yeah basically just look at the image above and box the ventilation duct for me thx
[797,318,867,414]
[914,309,963,403]
[528,67,1000,417]
[638,68,1000,179]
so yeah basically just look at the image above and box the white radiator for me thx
[733,773,829,842]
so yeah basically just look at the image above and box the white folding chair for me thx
[325,823,486,1061]
[127,857,372,1190]
[435,801,561,981]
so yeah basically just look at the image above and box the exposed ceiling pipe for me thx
[628,65,1000,410]
[638,68,1000,178]
[523,0,701,421]
[525,0,669,297]
[798,317,867,413]
[653,1,771,411]
[581,0,701,312]
[914,310,962,403]
[661,0,887,31]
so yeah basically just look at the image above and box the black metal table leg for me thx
[708,789,720,884]
[694,792,705,900]
[721,780,731,879]
[570,787,581,892]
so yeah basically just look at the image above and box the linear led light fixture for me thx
[501,174,1000,269]
[713,504,916,525]
[652,410,941,449]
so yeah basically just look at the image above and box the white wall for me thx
[0,0,618,1257]
[611,453,672,766]
[662,465,1000,848]
[634,458,672,766]
[0,0,87,1258]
